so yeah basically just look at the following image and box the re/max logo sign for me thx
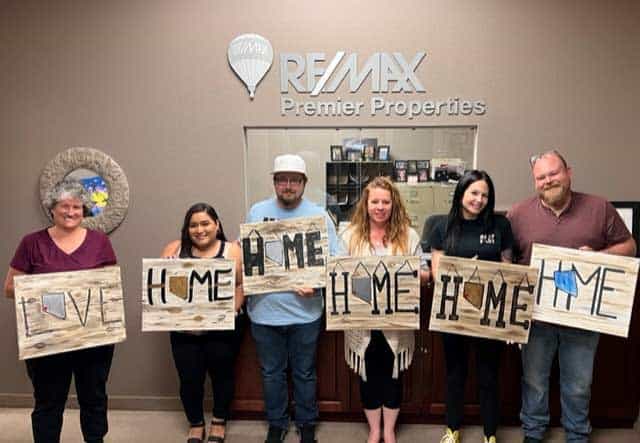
[279,52,426,95]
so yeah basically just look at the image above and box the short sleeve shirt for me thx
[10,228,117,274]
[244,197,341,326]
[507,192,631,265]
[429,215,514,262]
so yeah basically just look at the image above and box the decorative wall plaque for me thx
[39,147,130,234]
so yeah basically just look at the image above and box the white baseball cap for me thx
[272,154,307,176]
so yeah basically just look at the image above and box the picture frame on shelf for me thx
[345,148,362,162]
[377,145,390,161]
[362,138,377,161]
[416,160,430,170]
[417,160,430,182]
[364,144,376,161]
[343,137,365,161]
[330,145,343,161]
[394,159,407,182]
[343,137,364,150]
[394,160,407,170]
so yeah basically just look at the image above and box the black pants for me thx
[170,314,246,426]
[360,330,403,410]
[442,333,503,436]
[25,344,114,443]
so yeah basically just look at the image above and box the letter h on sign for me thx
[330,262,350,315]
[436,273,462,321]
[147,268,167,305]
[243,229,265,276]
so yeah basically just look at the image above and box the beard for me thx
[276,189,302,207]
[539,183,569,207]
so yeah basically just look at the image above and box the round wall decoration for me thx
[39,147,130,234]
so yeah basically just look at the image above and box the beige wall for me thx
[1,0,639,405]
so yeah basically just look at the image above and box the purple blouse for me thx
[10,228,117,274]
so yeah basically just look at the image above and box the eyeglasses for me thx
[274,176,304,186]
[529,149,567,168]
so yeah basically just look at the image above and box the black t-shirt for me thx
[429,215,513,262]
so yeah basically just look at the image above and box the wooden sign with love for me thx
[14,266,126,360]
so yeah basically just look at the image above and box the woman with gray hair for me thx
[4,179,117,443]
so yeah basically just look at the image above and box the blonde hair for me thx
[347,176,411,255]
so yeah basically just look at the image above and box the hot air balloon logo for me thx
[227,33,273,99]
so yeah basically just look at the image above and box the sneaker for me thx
[265,425,287,443]
[484,436,497,443]
[440,428,460,443]
[523,438,542,443]
[299,424,317,443]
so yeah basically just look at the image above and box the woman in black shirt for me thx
[160,203,246,443]
[429,170,513,443]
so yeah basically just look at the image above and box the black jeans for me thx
[25,344,114,443]
[442,333,503,436]
[360,330,403,410]
[170,314,246,426]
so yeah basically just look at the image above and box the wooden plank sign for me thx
[141,258,235,331]
[13,266,126,360]
[240,216,328,295]
[429,256,538,343]
[325,256,420,331]
[530,243,640,337]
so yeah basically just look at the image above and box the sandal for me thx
[187,425,206,443]
[207,418,226,443]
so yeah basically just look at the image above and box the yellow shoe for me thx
[439,428,460,443]
[484,436,497,443]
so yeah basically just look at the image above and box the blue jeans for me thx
[520,322,599,442]
[251,318,322,430]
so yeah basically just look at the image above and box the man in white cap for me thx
[245,154,340,443]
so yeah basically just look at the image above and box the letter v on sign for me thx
[68,290,92,327]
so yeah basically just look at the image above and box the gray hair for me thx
[44,179,92,212]
[529,149,568,169]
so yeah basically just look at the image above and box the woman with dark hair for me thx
[428,170,513,443]
[161,203,245,443]
[4,179,117,443]
[341,177,429,443]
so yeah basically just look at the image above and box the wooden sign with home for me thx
[142,258,235,331]
[325,255,420,330]
[13,266,126,360]
[240,216,328,295]
[429,256,539,344]
[530,243,640,337]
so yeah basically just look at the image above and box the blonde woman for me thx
[340,177,428,443]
